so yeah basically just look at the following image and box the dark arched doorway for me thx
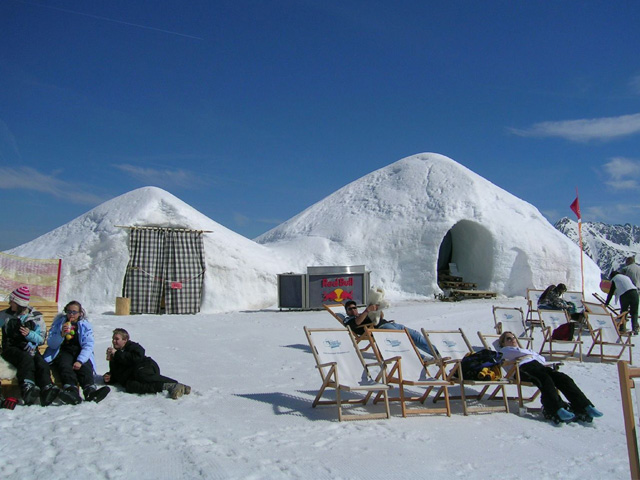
[437,220,494,289]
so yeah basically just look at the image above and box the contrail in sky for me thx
[14,0,204,40]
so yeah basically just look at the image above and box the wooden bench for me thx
[1,300,59,391]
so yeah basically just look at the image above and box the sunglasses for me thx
[66,310,80,315]
[347,306,358,311]
[504,336,516,341]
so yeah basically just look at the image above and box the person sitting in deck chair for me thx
[343,300,436,358]
[498,331,602,423]
[103,328,191,399]
[538,283,585,324]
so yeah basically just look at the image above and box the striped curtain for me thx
[122,229,166,314]
[164,230,205,314]
[122,228,205,314]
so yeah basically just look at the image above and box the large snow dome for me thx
[257,153,602,298]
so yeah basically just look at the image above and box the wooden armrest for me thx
[383,356,402,364]
[365,361,384,368]
[316,362,337,369]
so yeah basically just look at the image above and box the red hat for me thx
[9,285,30,307]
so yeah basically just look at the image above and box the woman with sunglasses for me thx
[498,331,602,423]
[44,301,110,404]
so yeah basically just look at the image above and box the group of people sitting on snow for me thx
[0,286,190,409]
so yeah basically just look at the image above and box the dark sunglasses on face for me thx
[66,310,80,315]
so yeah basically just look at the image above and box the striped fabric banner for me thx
[0,252,61,302]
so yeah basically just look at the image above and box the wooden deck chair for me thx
[585,300,628,328]
[323,303,372,351]
[525,288,545,327]
[565,291,586,314]
[304,327,390,421]
[593,291,628,318]
[420,328,510,415]
[492,306,534,349]
[368,329,452,417]
[618,361,640,480]
[538,310,583,361]
[477,332,542,410]
[585,312,634,364]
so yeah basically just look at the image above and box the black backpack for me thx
[459,349,503,380]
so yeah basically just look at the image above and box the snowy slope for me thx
[0,299,632,480]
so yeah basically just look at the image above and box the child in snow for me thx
[103,328,190,399]
[44,300,110,404]
[0,286,60,406]
[498,331,602,423]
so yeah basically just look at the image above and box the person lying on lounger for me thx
[498,331,602,423]
[343,300,436,358]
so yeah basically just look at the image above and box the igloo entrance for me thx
[437,220,495,290]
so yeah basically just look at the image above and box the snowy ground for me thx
[0,297,634,480]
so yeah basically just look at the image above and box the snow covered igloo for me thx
[258,153,602,298]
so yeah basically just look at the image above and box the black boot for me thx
[84,385,110,403]
[22,383,41,406]
[40,384,61,406]
[59,386,82,405]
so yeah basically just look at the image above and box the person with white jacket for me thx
[498,331,602,423]
[605,271,639,335]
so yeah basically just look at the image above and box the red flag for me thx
[570,196,581,220]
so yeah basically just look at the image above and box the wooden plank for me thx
[439,281,478,289]
[451,289,497,299]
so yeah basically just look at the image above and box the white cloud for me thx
[0,167,104,204]
[510,113,640,141]
[603,157,640,190]
[585,203,640,224]
[113,164,204,189]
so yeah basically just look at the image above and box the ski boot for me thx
[572,405,603,423]
[544,407,575,424]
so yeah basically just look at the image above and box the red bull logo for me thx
[322,288,353,303]
[322,278,353,288]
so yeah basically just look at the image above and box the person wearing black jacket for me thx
[103,328,191,399]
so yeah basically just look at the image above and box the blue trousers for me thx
[380,322,435,357]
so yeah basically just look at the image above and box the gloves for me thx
[1,396,18,410]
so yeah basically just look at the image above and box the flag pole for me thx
[570,189,584,294]
[578,214,584,294]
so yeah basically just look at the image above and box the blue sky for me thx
[1,0,639,251]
